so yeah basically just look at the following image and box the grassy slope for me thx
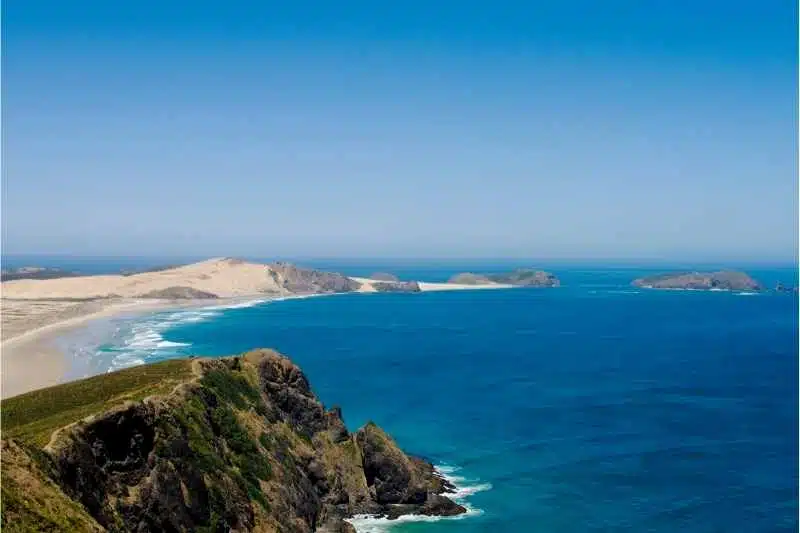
[2,359,194,447]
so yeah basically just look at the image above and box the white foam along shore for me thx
[1,296,271,398]
[1,265,514,399]
[346,464,492,532]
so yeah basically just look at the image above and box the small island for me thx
[448,269,560,287]
[631,271,762,291]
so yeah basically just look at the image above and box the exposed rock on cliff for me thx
[269,263,362,294]
[1,350,464,532]
[631,271,761,291]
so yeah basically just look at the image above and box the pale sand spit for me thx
[0,299,191,399]
[349,277,512,292]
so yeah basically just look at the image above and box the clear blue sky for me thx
[2,1,797,262]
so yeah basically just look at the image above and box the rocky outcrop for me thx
[137,286,219,299]
[775,282,798,293]
[1,350,464,532]
[449,269,560,287]
[269,263,362,294]
[371,281,421,293]
[632,271,762,291]
[369,273,400,282]
[488,269,560,287]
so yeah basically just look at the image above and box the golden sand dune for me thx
[1,258,283,300]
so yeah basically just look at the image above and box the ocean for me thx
[63,264,797,532]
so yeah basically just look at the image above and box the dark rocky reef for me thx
[632,271,762,291]
[1,350,464,532]
[369,273,400,282]
[371,281,421,293]
[269,262,362,294]
[137,286,219,299]
[1,267,81,282]
[449,269,560,287]
[774,282,799,294]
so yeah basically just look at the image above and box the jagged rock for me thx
[269,262,362,294]
[775,282,798,293]
[2,349,464,532]
[632,271,761,291]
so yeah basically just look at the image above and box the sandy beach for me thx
[0,298,218,399]
[1,261,514,399]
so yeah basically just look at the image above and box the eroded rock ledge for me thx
[1,350,464,532]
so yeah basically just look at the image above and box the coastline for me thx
[0,298,242,399]
[0,280,514,400]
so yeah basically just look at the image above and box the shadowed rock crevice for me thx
[2,349,464,532]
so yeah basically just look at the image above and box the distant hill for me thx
[448,269,560,287]
[0,267,81,282]
[632,271,762,291]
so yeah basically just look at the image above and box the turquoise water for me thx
[85,267,797,532]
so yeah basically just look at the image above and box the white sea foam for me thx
[346,464,491,532]
[736,291,759,296]
[102,294,331,372]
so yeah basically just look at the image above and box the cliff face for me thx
[1,350,464,532]
[632,271,761,291]
[269,263,363,294]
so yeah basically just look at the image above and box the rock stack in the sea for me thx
[1,349,465,532]
[631,271,762,291]
[774,282,799,293]
[448,269,561,287]
[268,262,363,293]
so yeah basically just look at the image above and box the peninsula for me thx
[1,349,465,532]
[631,271,762,291]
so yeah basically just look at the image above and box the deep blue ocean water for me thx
[74,265,798,532]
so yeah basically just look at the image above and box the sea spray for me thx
[346,465,491,532]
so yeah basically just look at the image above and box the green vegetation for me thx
[200,368,263,410]
[1,359,193,447]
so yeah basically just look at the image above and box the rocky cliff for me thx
[631,271,762,291]
[269,263,363,294]
[1,350,464,532]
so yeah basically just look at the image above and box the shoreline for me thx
[0,282,514,400]
[0,297,257,399]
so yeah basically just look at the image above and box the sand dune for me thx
[0,258,283,300]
